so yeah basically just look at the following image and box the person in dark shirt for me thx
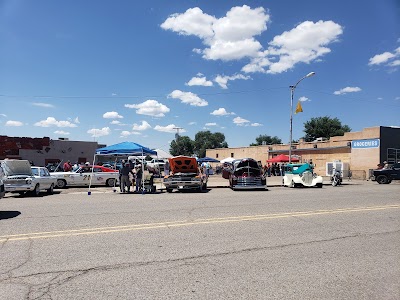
[135,165,143,192]
[120,163,134,193]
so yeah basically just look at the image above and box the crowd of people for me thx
[263,163,286,177]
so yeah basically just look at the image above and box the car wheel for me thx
[106,178,116,187]
[57,179,67,188]
[376,175,388,184]
[31,184,40,196]
[47,183,54,194]
[316,183,323,188]
[166,188,173,193]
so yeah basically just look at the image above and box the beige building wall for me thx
[207,126,383,179]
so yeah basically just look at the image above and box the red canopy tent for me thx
[267,154,300,163]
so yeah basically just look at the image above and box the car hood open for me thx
[168,156,198,174]
[1,160,33,176]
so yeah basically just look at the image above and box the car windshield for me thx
[31,168,39,176]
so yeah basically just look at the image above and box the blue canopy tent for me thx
[88,142,157,195]
[197,157,220,163]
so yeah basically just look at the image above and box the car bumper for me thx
[5,184,34,192]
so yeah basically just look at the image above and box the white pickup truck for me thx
[146,159,166,171]
[0,160,57,196]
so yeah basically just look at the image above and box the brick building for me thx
[206,126,400,179]
[0,136,105,167]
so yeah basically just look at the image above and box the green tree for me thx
[193,131,228,158]
[303,116,351,142]
[250,135,282,146]
[169,136,194,156]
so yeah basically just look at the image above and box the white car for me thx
[30,167,58,195]
[52,165,119,188]
[0,160,57,196]
[282,163,323,188]
[0,165,5,199]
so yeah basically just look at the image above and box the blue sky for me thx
[1,0,399,152]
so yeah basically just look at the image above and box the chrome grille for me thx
[237,177,262,186]
[302,171,313,185]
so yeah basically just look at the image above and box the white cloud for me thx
[333,87,362,95]
[32,102,55,108]
[205,122,217,126]
[120,131,131,137]
[5,120,24,126]
[233,116,250,126]
[125,100,170,117]
[186,76,213,86]
[188,122,197,125]
[154,124,187,133]
[368,52,395,65]
[110,120,121,125]
[263,20,343,74]
[162,7,342,74]
[251,123,263,127]
[389,60,400,67]
[395,97,400,100]
[168,90,208,106]
[74,117,80,124]
[368,46,400,69]
[87,127,111,137]
[210,107,234,116]
[54,130,70,135]
[132,121,151,131]
[214,73,250,89]
[0,114,7,117]
[103,111,123,119]
[162,5,269,61]
[34,117,77,128]
[299,96,310,102]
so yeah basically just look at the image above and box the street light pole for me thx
[289,72,315,163]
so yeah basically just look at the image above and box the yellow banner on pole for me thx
[295,101,303,114]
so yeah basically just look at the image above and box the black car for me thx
[223,158,266,190]
[372,163,400,184]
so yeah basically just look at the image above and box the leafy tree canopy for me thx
[303,116,351,142]
[193,131,228,158]
[250,135,282,146]
[169,136,194,157]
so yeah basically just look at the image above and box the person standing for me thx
[120,163,134,193]
[135,164,143,192]
[164,160,170,176]
[63,160,72,172]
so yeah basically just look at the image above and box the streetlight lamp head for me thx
[306,72,316,78]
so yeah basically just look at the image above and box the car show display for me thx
[0,159,57,196]
[52,165,119,188]
[282,163,323,188]
[163,156,207,193]
[222,158,267,190]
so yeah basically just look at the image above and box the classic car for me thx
[0,159,57,196]
[52,165,119,188]
[163,156,207,192]
[282,163,323,188]
[222,158,267,190]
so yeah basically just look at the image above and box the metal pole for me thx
[289,86,294,164]
[288,72,315,164]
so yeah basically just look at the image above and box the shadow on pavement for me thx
[0,211,21,220]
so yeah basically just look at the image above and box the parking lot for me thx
[1,179,399,299]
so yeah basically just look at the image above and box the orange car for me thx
[163,156,207,193]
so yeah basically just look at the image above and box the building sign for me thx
[351,139,380,149]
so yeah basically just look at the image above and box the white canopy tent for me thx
[220,157,236,164]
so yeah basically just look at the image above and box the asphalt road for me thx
[1,183,399,299]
